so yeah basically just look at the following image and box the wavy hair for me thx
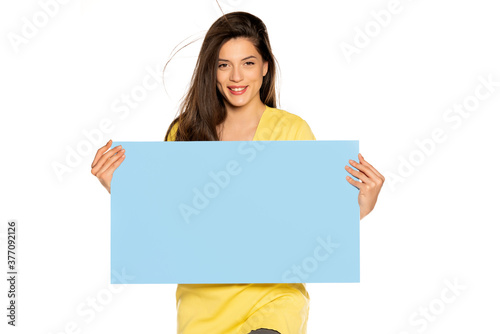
[163,10,279,141]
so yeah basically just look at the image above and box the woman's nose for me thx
[230,67,243,81]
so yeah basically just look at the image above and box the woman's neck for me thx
[217,100,267,140]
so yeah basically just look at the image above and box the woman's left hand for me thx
[345,153,385,220]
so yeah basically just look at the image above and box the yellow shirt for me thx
[167,104,316,334]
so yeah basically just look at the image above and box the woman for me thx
[91,11,384,334]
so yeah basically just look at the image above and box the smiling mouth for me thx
[227,86,248,95]
[228,86,248,91]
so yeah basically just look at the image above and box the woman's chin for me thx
[224,99,249,108]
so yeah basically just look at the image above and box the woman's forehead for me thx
[219,38,260,59]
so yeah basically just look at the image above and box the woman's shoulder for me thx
[267,105,307,124]
[166,120,179,141]
[263,105,316,140]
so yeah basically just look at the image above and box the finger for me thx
[95,149,125,178]
[91,139,112,168]
[99,154,126,180]
[358,153,385,181]
[346,175,366,191]
[348,158,378,181]
[91,144,123,175]
[345,165,374,186]
[91,144,121,175]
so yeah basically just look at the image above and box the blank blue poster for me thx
[110,140,359,284]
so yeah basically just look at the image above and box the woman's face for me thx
[216,37,268,109]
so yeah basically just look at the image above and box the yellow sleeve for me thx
[295,118,316,140]
[166,121,178,142]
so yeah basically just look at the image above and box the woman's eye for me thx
[218,62,254,68]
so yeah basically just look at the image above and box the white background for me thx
[1,0,499,333]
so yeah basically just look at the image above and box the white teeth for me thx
[229,86,247,91]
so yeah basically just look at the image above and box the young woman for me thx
[91,11,384,334]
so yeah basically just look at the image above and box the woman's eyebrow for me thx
[218,55,257,62]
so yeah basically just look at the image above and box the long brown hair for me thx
[163,11,280,141]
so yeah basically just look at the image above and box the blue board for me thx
[110,140,359,284]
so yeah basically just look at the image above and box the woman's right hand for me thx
[91,140,126,194]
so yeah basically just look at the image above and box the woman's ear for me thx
[263,61,268,77]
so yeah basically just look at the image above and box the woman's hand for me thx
[90,140,126,194]
[345,153,384,220]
